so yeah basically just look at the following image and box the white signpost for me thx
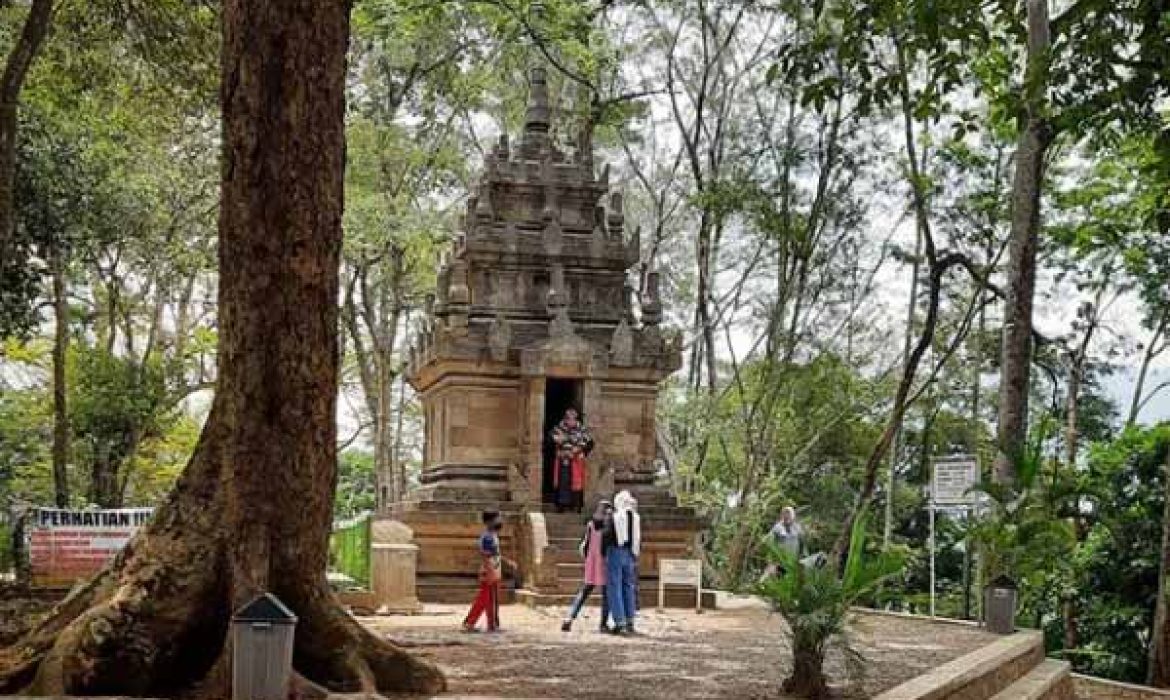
[658,558,703,613]
[928,455,980,618]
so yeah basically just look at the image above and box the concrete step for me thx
[420,463,508,484]
[557,562,584,578]
[547,536,581,549]
[989,658,1073,700]
[874,630,1044,700]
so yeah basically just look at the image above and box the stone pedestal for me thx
[371,544,422,614]
[370,520,422,614]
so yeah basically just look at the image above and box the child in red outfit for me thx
[463,510,513,632]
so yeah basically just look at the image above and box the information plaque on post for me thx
[928,454,980,619]
[658,558,703,613]
[931,455,980,506]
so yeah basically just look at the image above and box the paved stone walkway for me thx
[359,599,996,699]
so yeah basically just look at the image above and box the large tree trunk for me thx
[0,1,444,696]
[392,364,409,503]
[87,443,125,509]
[1148,445,1170,687]
[994,0,1051,486]
[0,0,52,261]
[50,245,70,508]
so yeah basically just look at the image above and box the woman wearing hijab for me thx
[560,499,613,632]
[603,490,641,635]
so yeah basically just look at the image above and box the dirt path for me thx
[359,599,996,699]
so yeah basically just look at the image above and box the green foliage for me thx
[0,0,216,337]
[965,423,1170,683]
[755,507,908,694]
[68,347,181,505]
[0,519,11,574]
[0,379,55,507]
[670,355,885,587]
[1055,426,1170,680]
[336,450,377,519]
[330,513,372,589]
[0,343,194,508]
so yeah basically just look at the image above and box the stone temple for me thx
[379,66,703,606]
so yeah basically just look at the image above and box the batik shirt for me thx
[550,421,595,457]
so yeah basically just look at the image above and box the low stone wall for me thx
[1074,675,1170,700]
[873,630,1044,700]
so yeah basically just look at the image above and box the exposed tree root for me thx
[0,553,444,697]
[0,453,445,697]
[0,0,449,694]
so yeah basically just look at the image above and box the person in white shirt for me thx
[770,506,801,556]
[763,506,802,578]
[603,490,641,635]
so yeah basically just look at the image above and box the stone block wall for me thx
[423,380,520,467]
[1074,675,1170,700]
[596,384,657,472]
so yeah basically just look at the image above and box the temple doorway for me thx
[542,378,584,504]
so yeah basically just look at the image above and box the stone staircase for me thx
[515,512,593,606]
[875,629,1074,700]
[515,510,715,609]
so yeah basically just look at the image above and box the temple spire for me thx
[523,66,551,145]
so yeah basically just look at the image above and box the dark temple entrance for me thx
[542,378,583,504]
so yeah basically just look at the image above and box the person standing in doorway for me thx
[550,408,595,513]
[604,490,641,635]
[561,499,613,632]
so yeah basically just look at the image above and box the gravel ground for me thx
[359,598,997,700]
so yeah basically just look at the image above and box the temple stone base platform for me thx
[382,499,705,609]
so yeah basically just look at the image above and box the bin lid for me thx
[989,574,1017,590]
[232,592,298,624]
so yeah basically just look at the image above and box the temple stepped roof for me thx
[406,65,680,385]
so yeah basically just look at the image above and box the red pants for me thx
[464,580,500,630]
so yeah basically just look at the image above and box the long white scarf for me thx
[613,490,641,556]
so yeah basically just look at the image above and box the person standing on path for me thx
[561,499,613,632]
[771,506,802,555]
[463,510,514,633]
[764,506,802,578]
[604,490,641,635]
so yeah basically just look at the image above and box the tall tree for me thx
[993,0,1050,485]
[49,242,68,506]
[0,0,443,694]
[1152,444,1170,687]
[0,0,53,262]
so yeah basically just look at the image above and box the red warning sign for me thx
[27,507,153,587]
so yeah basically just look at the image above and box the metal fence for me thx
[329,512,371,589]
